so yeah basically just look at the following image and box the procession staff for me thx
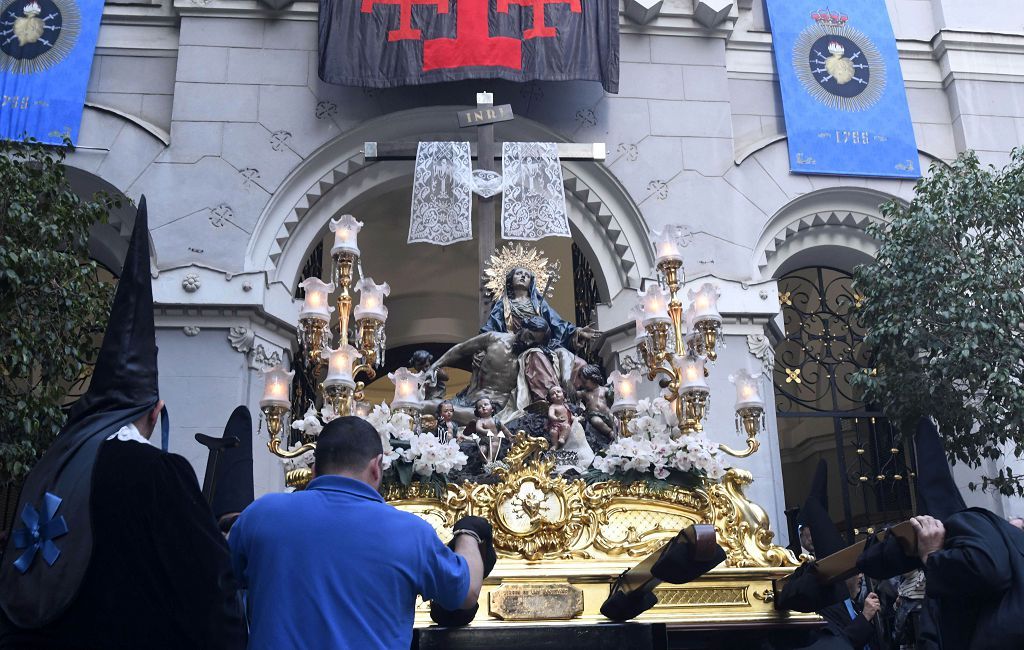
[0,199,246,650]
[230,416,491,649]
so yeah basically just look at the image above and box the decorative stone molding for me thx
[228,326,255,353]
[746,334,775,377]
[251,344,283,371]
[182,273,201,293]
[694,0,733,29]
[183,326,201,337]
[624,0,662,25]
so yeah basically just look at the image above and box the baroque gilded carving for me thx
[380,433,798,568]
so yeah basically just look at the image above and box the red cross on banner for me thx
[361,0,449,41]
[319,0,620,92]
[498,0,582,39]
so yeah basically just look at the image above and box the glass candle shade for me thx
[260,365,294,409]
[639,285,671,327]
[298,277,336,322]
[329,214,363,258]
[651,226,684,266]
[675,354,709,392]
[733,368,765,410]
[608,369,642,413]
[354,278,390,323]
[389,367,423,411]
[323,344,360,389]
[688,282,722,323]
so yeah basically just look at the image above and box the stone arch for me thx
[752,187,904,279]
[246,106,655,309]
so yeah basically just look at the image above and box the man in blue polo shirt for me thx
[229,416,485,649]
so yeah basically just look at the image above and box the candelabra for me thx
[261,215,391,459]
[607,226,766,458]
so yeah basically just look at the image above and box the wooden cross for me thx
[364,92,606,322]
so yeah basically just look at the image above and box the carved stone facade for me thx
[75,1,1024,531]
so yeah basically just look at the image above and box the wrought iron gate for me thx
[773,267,915,543]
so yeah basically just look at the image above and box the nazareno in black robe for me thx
[922,508,1024,650]
[0,437,247,650]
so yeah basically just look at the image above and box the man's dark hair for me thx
[580,364,604,385]
[314,416,384,475]
[513,316,552,354]
[408,349,433,370]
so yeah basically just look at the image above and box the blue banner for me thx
[765,1,920,179]
[1,0,103,145]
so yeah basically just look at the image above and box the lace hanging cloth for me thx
[501,142,570,241]
[408,141,474,245]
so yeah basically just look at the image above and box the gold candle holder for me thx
[264,405,316,459]
[692,319,721,361]
[658,259,683,296]
[323,382,354,417]
[300,317,330,370]
[357,317,383,369]
[720,406,764,458]
[333,252,356,346]
[681,389,710,433]
[615,408,637,437]
[644,321,671,361]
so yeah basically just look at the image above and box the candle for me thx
[688,282,722,322]
[323,343,360,389]
[354,278,390,323]
[608,369,641,413]
[639,285,671,327]
[651,226,684,265]
[675,354,708,391]
[733,368,765,410]
[389,367,423,410]
[298,277,336,322]
[329,214,363,258]
[260,364,294,409]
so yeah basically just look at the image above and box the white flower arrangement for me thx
[591,397,726,483]
[285,401,467,483]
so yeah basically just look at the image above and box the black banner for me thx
[318,0,619,93]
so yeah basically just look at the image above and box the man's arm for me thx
[915,513,1012,598]
[452,534,484,609]
[431,333,491,371]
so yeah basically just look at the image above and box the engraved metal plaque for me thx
[488,582,584,621]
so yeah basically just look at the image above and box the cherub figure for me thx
[467,397,510,464]
[436,400,459,444]
[546,386,573,450]
[409,349,448,400]
[578,364,614,440]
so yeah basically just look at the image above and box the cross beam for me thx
[363,141,607,160]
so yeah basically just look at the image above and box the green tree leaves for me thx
[854,149,1024,497]
[0,140,117,486]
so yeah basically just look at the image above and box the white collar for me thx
[106,422,151,445]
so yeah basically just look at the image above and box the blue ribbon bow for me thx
[12,492,69,574]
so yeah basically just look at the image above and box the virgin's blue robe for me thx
[481,277,578,352]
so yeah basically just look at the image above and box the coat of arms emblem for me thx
[793,8,885,112]
[0,0,78,74]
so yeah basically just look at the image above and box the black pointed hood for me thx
[0,197,162,628]
[914,417,966,520]
[67,197,159,429]
[796,459,847,558]
[209,406,255,519]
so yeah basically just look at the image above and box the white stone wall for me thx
[69,0,1024,529]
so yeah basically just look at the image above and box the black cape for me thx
[0,438,246,649]
[923,508,1024,650]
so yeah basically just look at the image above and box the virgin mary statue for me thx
[482,267,599,410]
